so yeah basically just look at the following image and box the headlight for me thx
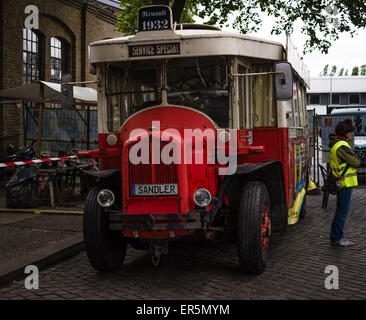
[193,188,212,207]
[97,189,115,207]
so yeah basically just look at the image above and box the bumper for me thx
[108,212,204,231]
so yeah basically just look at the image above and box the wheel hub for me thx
[261,205,271,253]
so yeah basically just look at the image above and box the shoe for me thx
[331,238,354,246]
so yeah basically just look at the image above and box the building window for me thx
[50,37,70,108]
[309,94,320,105]
[50,37,62,82]
[50,37,70,83]
[23,28,40,84]
[331,93,340,105]
[349,94,360,105]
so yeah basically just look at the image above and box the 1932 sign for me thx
[138,5,173,32]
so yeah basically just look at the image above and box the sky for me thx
[195,12,366,78]
[97,0,121,9]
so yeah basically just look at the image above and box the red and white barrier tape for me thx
[0,156,77,168]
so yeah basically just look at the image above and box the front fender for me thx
[227,161,288,232]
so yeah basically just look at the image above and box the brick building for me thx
[0,0,122,157]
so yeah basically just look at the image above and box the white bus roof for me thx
[89,28,310,86]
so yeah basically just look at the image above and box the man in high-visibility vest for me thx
[329,119,360,246]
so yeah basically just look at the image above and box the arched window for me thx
[23,28,41,84]
[50,37,69,83]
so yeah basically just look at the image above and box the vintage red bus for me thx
[77,5,310,274]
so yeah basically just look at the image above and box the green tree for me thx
[117,0,366,54]
[331,65,337,75]
[321,64,329,76]
[338,67,344,76]
[360,65,366,76]
[345,69,349,76]
[117,0,197,35]
[352,66,359,76]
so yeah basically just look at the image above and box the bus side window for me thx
[238,65,247,129]
[298,82,307,128]
[293,81,300,127]
[108,68,123,132]
[247,69,252,129]
[286,102,294,127]
[252,64,277,128]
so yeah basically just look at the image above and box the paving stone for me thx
[1,190,366,299]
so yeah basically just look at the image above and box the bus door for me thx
[287,80,309,223]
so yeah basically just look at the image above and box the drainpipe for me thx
[81,3,87,84]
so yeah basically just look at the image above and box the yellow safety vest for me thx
[329,140,358,188]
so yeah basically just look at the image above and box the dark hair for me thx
[335,119,355,137]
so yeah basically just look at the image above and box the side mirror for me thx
[274,62,293,101]
[61,74,74,109]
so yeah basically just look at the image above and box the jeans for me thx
[330,187,353,242]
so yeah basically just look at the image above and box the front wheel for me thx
[83,185,127,272]
[237,181,271,274]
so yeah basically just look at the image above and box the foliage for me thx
[320,64,329,76]
[361,65,366,76]
[320,64,366,76]
[117,0,366,54]
[352,66,359,76]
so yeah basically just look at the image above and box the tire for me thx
[237,181,271,274]
[83,185,127,272]
[299,194,306,219]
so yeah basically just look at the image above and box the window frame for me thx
[238,64,252,130]
[293,81,300,127]
[49,37,70,108]
[349,93,360,105]
[50,37,63,83]
[50,37,70,83]
[309,94,320,105]
[330,93,340,105]
[23,28,41,84]
[298,82,307,128]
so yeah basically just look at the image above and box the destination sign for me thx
[138,5,173,32]
[129,42,181,58]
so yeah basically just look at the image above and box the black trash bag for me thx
[5,167,37,208]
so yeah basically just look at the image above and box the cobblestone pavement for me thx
[0,190,365,300]
[0,215,82,264]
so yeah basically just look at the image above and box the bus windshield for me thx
[107,56,229,130]
[167,56,229,127]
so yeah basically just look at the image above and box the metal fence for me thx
[25,105,98,156]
